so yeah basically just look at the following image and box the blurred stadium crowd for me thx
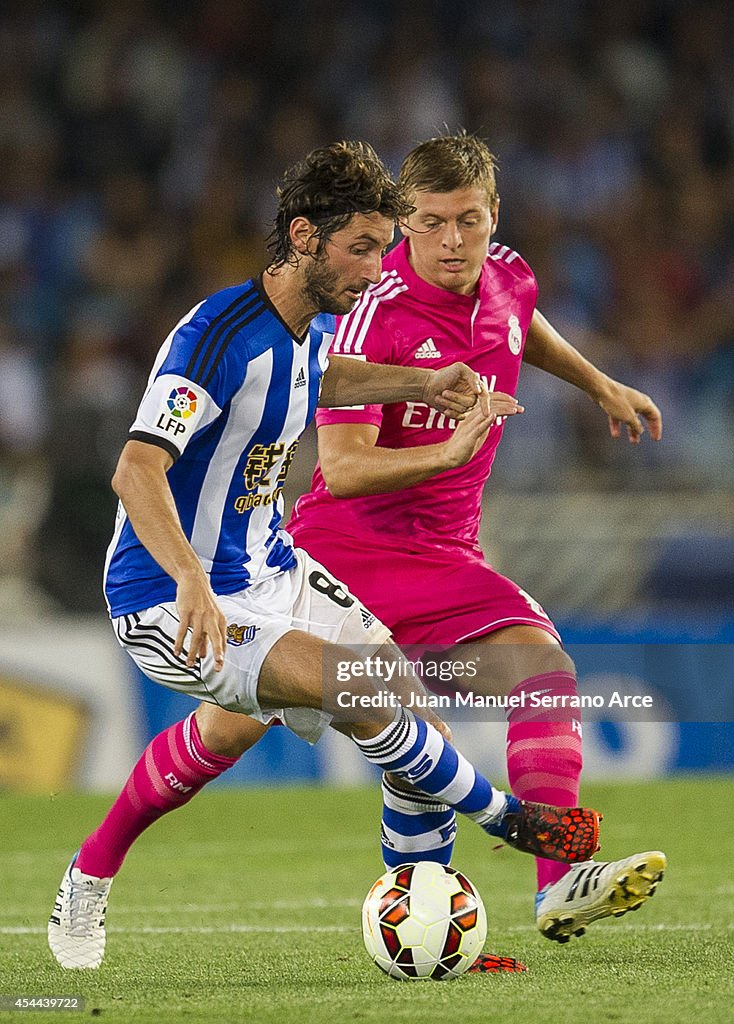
[1,0,732,612]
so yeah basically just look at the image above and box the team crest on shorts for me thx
[507,314,522,355]
[226,623,259,646]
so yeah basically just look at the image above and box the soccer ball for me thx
[361,862,487,980]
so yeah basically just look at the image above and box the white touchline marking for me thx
[503,923,727,933]
[4,898,364,916]
[112,899,364,913]
[4,923,731,936]
[2,925,352,935]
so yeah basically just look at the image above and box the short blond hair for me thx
[399,132,499,207]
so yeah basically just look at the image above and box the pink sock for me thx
[506,671,584,891]
[77,712,237,877]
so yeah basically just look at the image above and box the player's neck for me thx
[261,264,315,338]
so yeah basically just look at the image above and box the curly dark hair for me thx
[399,131,499,207]
[267,140,413,266]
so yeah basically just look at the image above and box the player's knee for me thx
[529,644,576,680]
[508,637,576,684]
[194,703,269,758]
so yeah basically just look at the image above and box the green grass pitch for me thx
[1,778,732,1023]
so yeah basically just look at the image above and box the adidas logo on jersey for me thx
[360,608,376,630]
[294,367,307,388]
[414,338,442,359]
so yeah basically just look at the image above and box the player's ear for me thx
[290,217,318,256]
[397,201,415,239]
[490,197,500,237]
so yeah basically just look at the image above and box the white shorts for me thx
[112,549,391,743]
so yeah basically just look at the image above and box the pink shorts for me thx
[288,525,560,646]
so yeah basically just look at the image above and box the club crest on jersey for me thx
[507,315,522,355]
[226,623,259,646]
[414,338,442,359]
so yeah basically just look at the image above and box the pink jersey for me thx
[288,238,538,554]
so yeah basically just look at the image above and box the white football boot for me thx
[48,855,113,968]
[536,850,667,943]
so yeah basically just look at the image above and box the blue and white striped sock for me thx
[354,708,519,837]
[380,774,456,869]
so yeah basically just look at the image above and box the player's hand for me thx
[443,389,524,468]
[422,362,483,418]
[596,377,663,444]
[174,573,228,671]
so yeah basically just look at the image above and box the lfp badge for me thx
[167,387,198,419]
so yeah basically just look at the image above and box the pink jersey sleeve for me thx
[315,294,394,428]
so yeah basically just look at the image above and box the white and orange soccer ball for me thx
[361,862,487,980]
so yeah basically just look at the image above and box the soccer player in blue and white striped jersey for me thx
[49,141,599,970]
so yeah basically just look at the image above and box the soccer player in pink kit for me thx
[287,134,667,946]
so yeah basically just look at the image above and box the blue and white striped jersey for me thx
[104,276,335,617]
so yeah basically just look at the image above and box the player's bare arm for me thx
[318,390,522,498]
[523,309,663,444]
[111,440,227,670]
[319,355,482,418]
